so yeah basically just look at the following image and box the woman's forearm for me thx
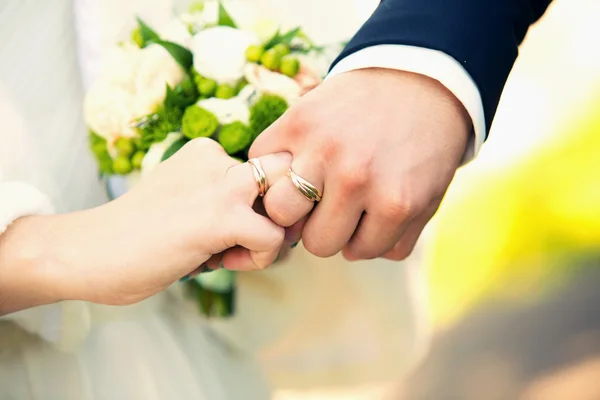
[0,215,65,315]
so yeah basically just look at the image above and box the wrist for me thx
[0,215,68,314]
[350,67,471,150]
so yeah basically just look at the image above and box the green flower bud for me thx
[188,1,205,13]
[115,137,136,157]
[280,56,300,78]
[245,44,264,63]
[198,78,217,97]
[260,48,282,71]
[182,106,219,139]
[215,84,236,99]
[113,156,133,175]
[131,151,146,170]
[179,74,198,98]
[250,94,288,138]
[273,43,290,56]
[131,27,143,48]
[218,122,253,155]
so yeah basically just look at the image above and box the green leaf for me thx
[278,27,301,45]
[263,29,281,49]
[154,40,194,70]
[264,27,300,49]
[136,17,160,47]
[164,83,196,110]
[217,1,237,28]
[161,137,188,161]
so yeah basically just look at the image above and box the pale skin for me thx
[0,69,471,314]
[0,138,291,315]
[250,68,471,261]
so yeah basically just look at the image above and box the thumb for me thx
[226,152,292,205]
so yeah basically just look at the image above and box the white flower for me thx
[141,132,183,176]
[160,18,193,47]
[251,19,279,42]
[244,64,302,104]
[197,97,250,125]
[84,44,186,144]
[191,26,259,84]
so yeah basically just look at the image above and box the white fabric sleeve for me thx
[328,44,486,164]
[0,181,91,352]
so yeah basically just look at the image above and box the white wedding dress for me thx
[0,0,427,399]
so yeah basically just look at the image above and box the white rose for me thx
[141,132,184,176]
[244,64,301,104]
[191,26,259,84]
[197,97,250,125]
[84,44,185,144]
[160,18,193,47]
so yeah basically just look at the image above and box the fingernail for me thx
[290,241,300,249]
[180,275,191,282]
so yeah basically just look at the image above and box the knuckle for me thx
[387,244,416,261]
[286,103,311,134]
[379,192,416,221]
[302,234,337,258]
[347,241,381,260]
[337,163,370,194]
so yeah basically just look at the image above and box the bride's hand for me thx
[0,139,291,309]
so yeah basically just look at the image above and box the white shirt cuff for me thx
[0,181,91,351]
[0,181,54,234]
[328,45,486,165]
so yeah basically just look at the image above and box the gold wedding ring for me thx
[288,168,323,202]
[248,158,268,197]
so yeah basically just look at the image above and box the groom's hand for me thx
[250,68,471,261]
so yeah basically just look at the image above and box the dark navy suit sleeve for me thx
[331,0,553,135]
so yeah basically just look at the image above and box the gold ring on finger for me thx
[248,158,268,197]
[287,168,323,202]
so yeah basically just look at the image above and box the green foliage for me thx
[218,1,237,28]
[134,18,193,70]
[182,106,219,139]
[165,77,198,110]
[218,122,253,155]
[138,106,183,150]
[249,94,288,138]
[264,27,300,50]
[89,130,114,175]
[135,17,160,47]
[154,40,194,70]
[161,137,189,161]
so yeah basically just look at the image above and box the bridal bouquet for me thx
[83,1,343,317]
